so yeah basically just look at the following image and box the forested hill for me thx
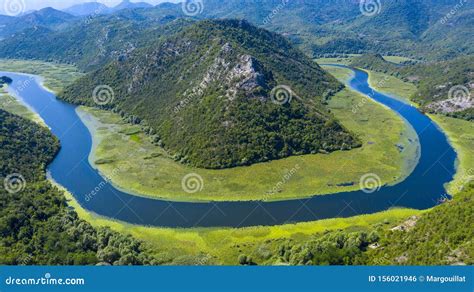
[0,0,472,66]
[0,109,156,265]
[0,15,193,72]
[60,19,359,169]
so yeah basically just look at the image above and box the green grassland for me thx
[79,79,418,202]
[316,55,416,66]
[318,57,473,197]
[317,57,418,106]
[0,59,83,93]
[430,115,474,195]
[60,184,421,265]
[320,66,354,83]
[365,70,418,106]
[0,86,45,126]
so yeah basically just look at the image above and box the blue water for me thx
[2,66,457,228]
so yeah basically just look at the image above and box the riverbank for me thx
[0,59,83,94]
[1,59,468,264]
[58,180,421,265]
[0,83,45,126]
[78,83,417,202]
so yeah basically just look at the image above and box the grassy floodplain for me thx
[0,85,45,126]
[366,70,418,106]
[79,74,418,202]
[429,115,474,195]
[0,59,83,93]
[1,59,470,265]
[316,55,417,66]
[59,183,421,265]
[318,57,473,197]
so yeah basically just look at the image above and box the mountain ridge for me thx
[60,19,360,169]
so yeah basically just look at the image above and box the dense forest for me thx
[0,0,472,267]
[239,183,473,266]
[0,109,157,265]
[1,107,472,265]
[1,0,472,63]
[60,20,359,169]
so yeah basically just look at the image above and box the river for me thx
[1,66,457,228]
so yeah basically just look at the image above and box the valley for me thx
[0,0,472,269]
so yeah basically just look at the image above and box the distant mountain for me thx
[0,14,14,27]
[1,0,472,60]
[112,0,153,12]
[60,19,359,169]
[19,7,75,26]
[186,0,474,60]
[0,14,189,71]
[64,2,112,16]
[0,7,75,38]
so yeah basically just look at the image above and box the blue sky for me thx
[0,0,180,14]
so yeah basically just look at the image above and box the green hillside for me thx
[0,14,192,71]
[0,109,156,265]
[61,19,359,169]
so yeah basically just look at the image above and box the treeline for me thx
[238,183,473,266]
[0,109,156,265]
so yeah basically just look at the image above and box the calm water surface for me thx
[2,66,456,228]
